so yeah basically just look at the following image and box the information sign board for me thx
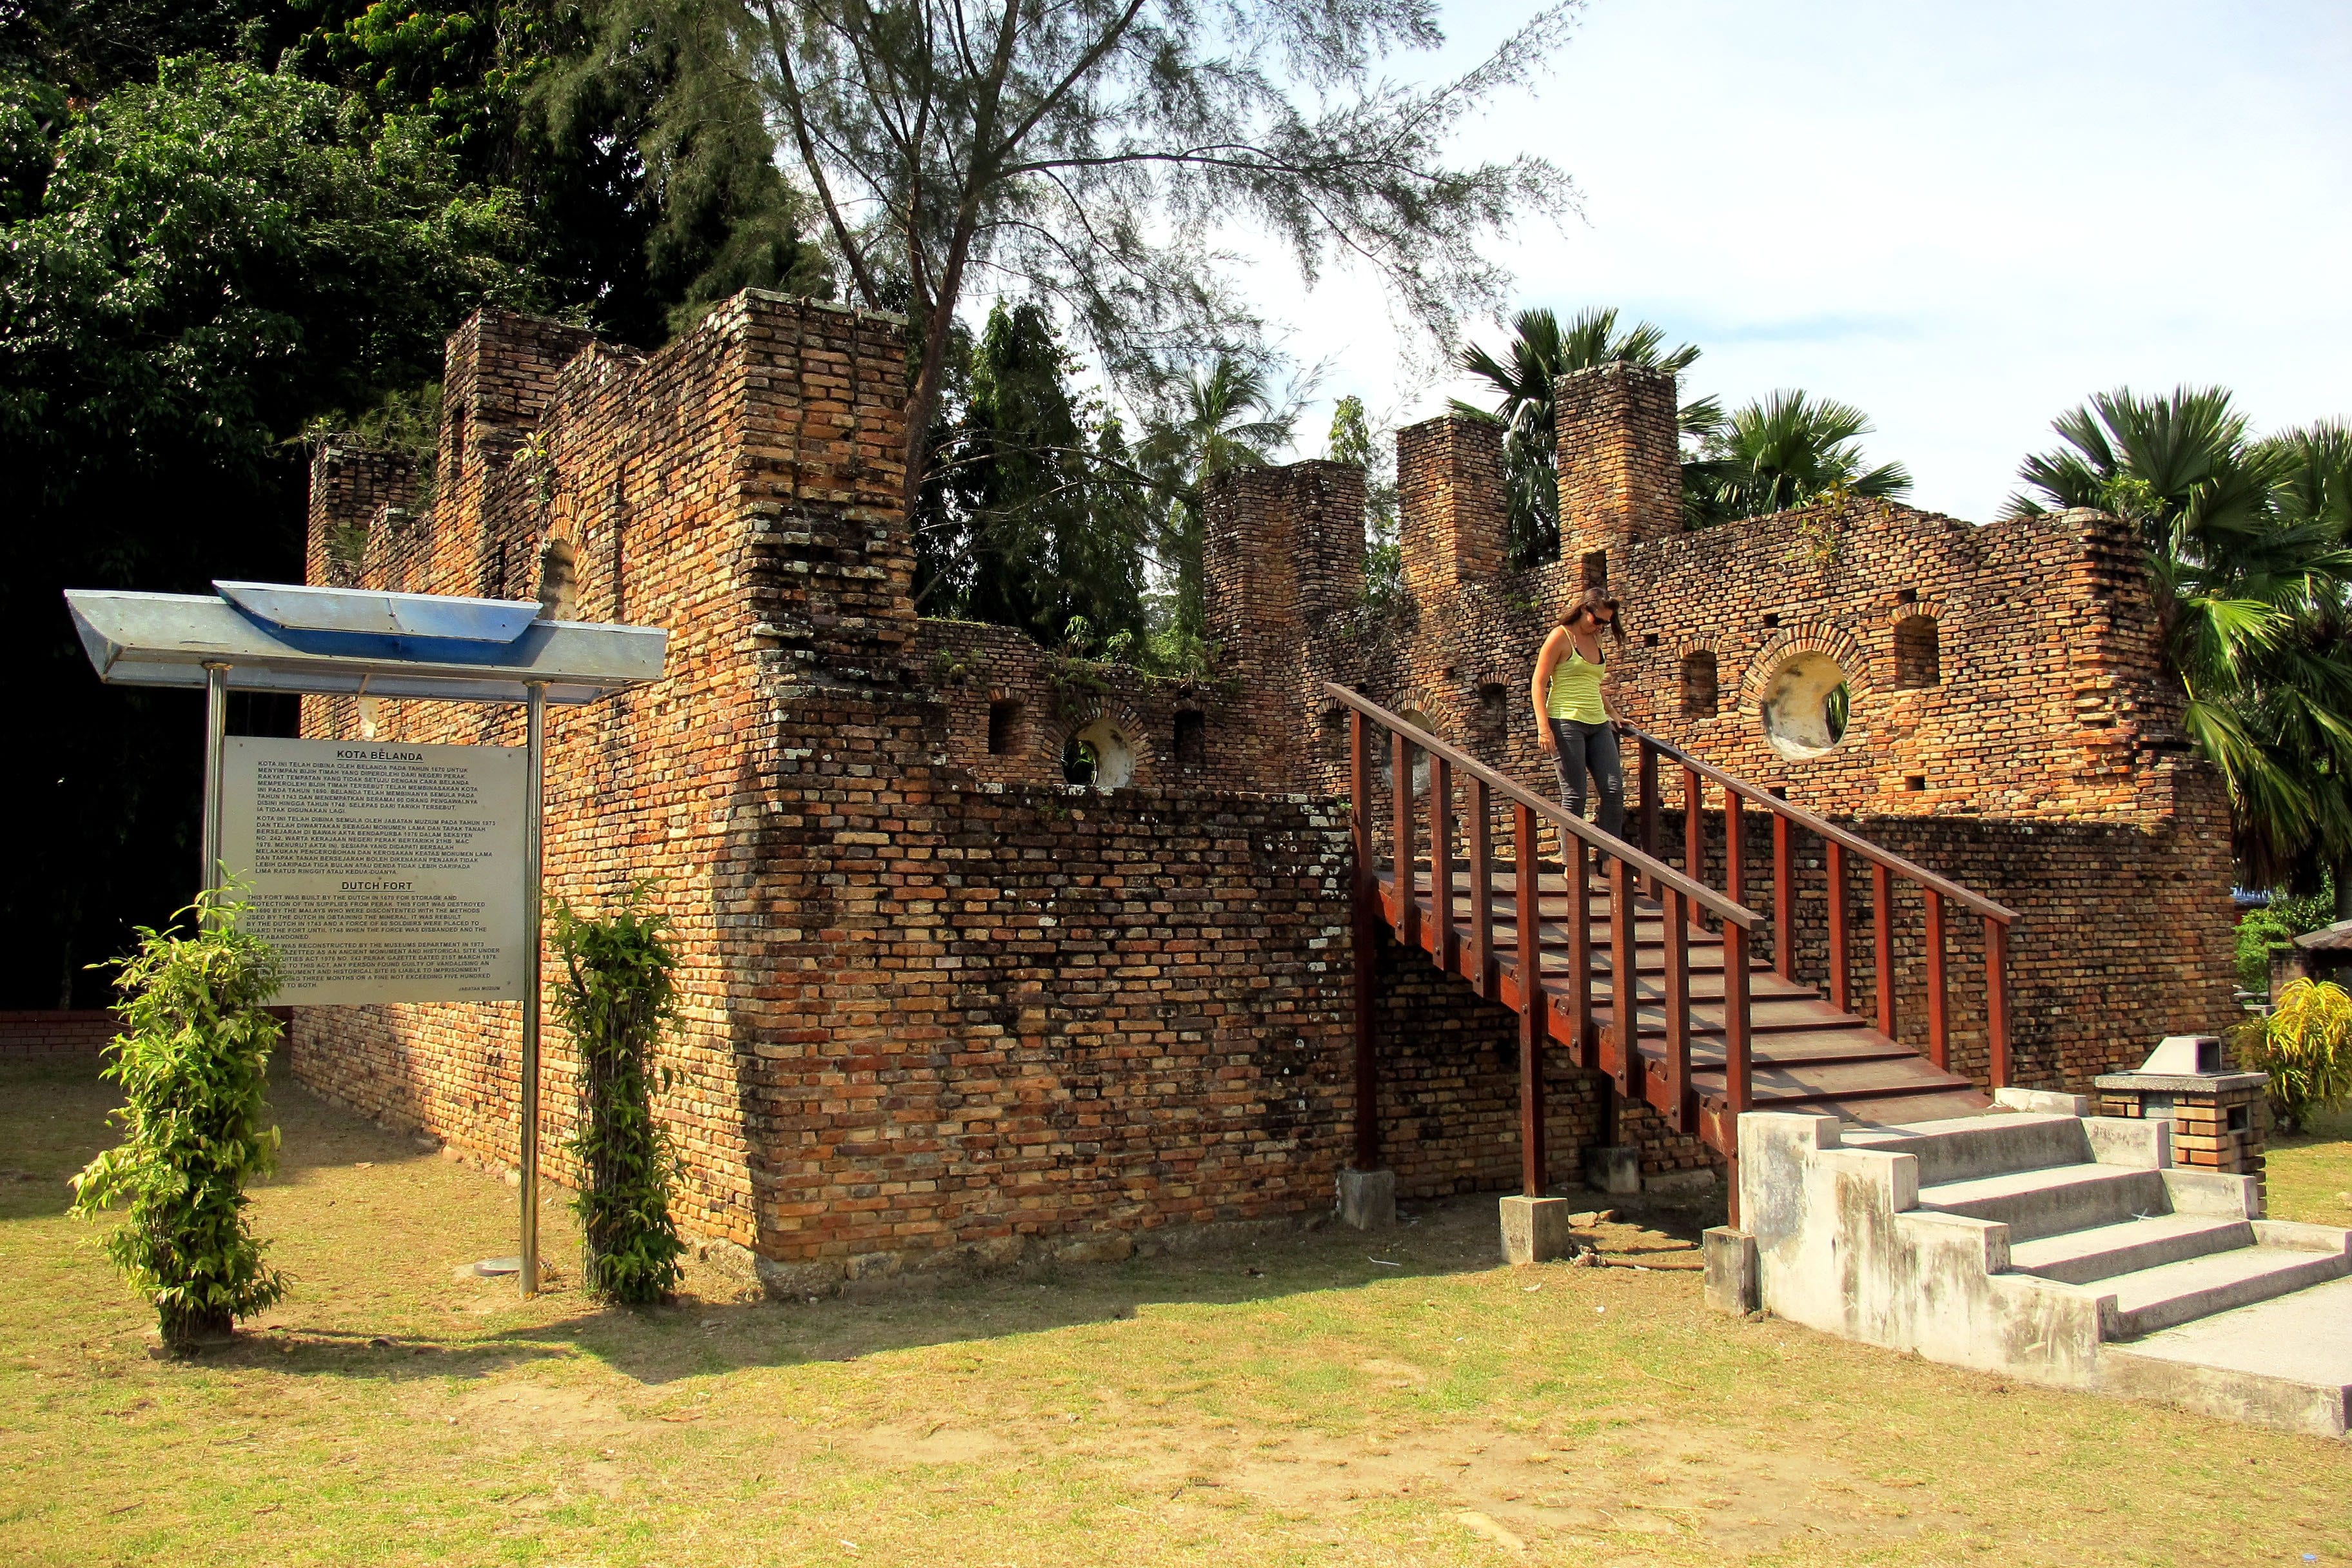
[217,737,527,1003]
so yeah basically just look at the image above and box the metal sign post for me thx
[201,662,229,896]
[69,581,665,1300]
[520,680,546,1295]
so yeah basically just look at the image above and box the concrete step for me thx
[1846,1111,2091,1186]
[2099,1274,2352,1440]
[1916,1162,2167,1244]
[2102,1244,2352,1338]
[2008,1215,2253,1286]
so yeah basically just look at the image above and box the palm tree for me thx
[1452,307,1721,567]
[1141,355,1294,667]
[1685,390,1912,525]
[2008,389,2352,906]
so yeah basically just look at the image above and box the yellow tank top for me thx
[1546,648,1607,723]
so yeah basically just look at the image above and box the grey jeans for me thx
[1550,718,1625,841]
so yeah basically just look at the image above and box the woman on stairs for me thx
[1532,587,1627,841]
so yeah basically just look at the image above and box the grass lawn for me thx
[4,1060,2349,1567]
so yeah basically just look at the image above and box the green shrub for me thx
[70,890,288,1351]
[550,887,686,1305]
[2233,883,2337,992]
[2232,977,2352,1134]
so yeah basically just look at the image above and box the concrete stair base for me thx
[1725,1108,2352,1438]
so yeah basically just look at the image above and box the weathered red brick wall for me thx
[914,618,1249,790]
[293,299,1371,1282]
[0,1010,118,1057]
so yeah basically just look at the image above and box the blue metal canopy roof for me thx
[66,582,667,705]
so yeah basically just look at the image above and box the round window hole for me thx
[1065,718,1135,789]
[1758,651,1851,759]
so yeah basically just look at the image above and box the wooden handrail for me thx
[1324,684,1760,930]
[1621,723,2020,925]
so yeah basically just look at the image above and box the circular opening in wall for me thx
[1378,709,1435,796]
[1758,651,1852,759]
[1066,717,1135,789]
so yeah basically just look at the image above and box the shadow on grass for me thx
[5,1063,1717,1394]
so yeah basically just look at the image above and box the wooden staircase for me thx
[1330,685,2020,1224]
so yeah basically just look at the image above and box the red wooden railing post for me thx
[1772,812,1795,981]
[1514,801,1545,1197]
[1638,742,1661,882]
[1872,860,1896,1040]
[1348,711,1379,1171]
[1663,887,1690,1133]
[1984,915,2011,1089]
[1391,730,1419,952]
[1723,921,1752,1229]
[1567,825,1594,1069]
[1608,854,1636,1097]
[1431,755,1455,969]
[1724,789,1746,912]
[1925,889,1948,1070]
[1681,765,1705,918]
[1825,839,1851,1014]
[1467,776,1494,997]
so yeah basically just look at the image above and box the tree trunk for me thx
[2335,852,2352,921]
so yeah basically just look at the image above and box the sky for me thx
[1253,0,2352,523]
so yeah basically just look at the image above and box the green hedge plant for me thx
[550,886,686,1304]
[70,890,288,1351]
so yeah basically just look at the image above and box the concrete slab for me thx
[2101,1275,2352,1438]
[2102,1244,2352,1337]
[1337,1168,1395,1231]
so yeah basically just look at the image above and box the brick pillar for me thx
[1396,415,1507,600]
[1556,364,1682,568]
[305,440,418,591]
[1205,460,1367,791]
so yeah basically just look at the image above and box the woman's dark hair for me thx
[1560,587,1627,643]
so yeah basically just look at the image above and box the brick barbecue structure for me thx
[291,300,2239,1288]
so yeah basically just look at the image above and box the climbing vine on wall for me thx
[550,885,687,1305]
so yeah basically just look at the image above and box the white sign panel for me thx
[218,737,527,1004]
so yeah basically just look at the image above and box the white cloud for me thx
[1257,0,2352,520]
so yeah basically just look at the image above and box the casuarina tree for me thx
[739,0,1580,520]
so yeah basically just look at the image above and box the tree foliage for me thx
[1683,389,1913,526]
[292,0,828,346]
[2006,388,2352,899]
[1138,353,1295,667]
[1451,305,1714,566]
[0,54,541,1009]
[917,299,1151,648]
[549,887,687,1306]
[1,5,826,1007]
[1328,394,1400,609]
[741,0,1578,514]
[70,890,289,1351]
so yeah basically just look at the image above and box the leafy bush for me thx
[2233,883,2336,992]
[550,887,686,1305]
[2232,977,2352,1134]
[70,892,288,1351]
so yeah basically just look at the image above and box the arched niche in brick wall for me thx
[1676,641,1723,718]
[1886,600,1946,689]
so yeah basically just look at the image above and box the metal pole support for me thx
[200,662,230,903]
[520,681,547,1297]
